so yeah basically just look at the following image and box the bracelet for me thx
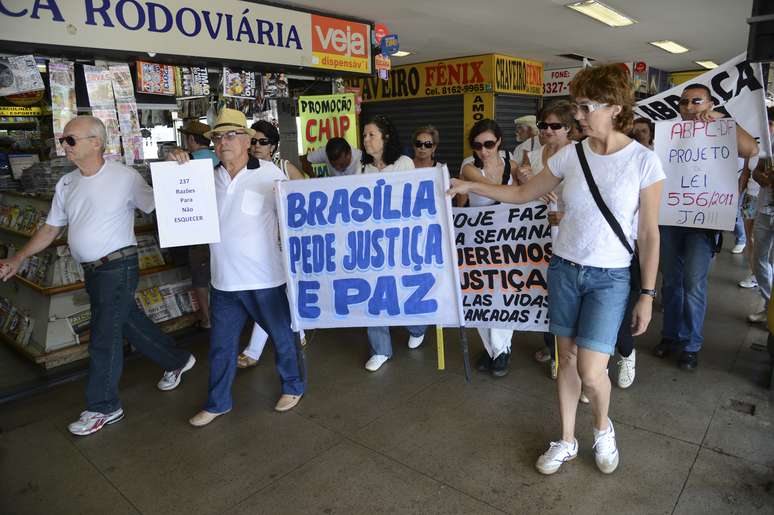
[640,288,657,298]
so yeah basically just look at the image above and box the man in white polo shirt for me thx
[177,109,305,427]
[0,116,195,436]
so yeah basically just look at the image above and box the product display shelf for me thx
[13,263,177,296]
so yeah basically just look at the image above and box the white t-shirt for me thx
[209,159,286,291]
[463,157,513,207]
[547,140,665,268]
[46,161,155,263]
[528,146,566,241]
[513,135,541,163]
[362,155,414,174]
[307,147,362,176]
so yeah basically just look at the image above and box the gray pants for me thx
[753,212,774,306]
[367,325,427,357]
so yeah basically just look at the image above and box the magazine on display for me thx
[0,55,44,96]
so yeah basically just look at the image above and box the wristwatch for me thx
[640,288,657,298]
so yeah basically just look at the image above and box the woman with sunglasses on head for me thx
[249,120,305,180]
[412,125,441,169]
[459,119,522,377]
[448,64,665,475]
[360,114,426,371]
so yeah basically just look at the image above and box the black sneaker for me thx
[677,351,698,370]
[491,352,510,378]
[476,352,492,372]
[653,338,676,358]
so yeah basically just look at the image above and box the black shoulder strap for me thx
[575,143,634,255]
[500,150,511,185]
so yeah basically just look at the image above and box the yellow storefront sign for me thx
[0,106,43,117]
[346,54,543,102]
[463,93,494,156]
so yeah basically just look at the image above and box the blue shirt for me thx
[192,148,218,166]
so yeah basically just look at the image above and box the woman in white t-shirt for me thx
[448,64,665,476]
[360,115,425,372]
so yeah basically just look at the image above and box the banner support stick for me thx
[458,327,471,383]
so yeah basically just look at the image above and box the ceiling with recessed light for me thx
[275,0,753,72]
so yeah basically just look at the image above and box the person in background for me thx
[179,120,218,165]
[738,157,761,290]
[513,115,541,164]
[412,125,441,168]
[448,64,665,476]
[0,116,195,436]
[360,114,425,372]
[302,137,362,177]
[460,118,521,377]
[250,120,305,180]
[631,117,654,150]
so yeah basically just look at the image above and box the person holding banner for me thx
[655,83,759,370]
[169,109,304,426]
[412,125,441,169]
[460,119,522,376]
[360,114,426,371]
[449,64,666,475]
[0,116,196,436]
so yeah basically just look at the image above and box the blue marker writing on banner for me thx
[342,224,444,272]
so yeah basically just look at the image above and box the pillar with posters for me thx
[298,93,358,177]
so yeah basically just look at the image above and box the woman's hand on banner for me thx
[447,178,472,197]
[547,210,564,226]
[540,191,558,205]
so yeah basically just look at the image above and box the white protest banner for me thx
[655,119,739,230]
[150,159,221,247]
[276,166,464,330]
[454,203,551,331]
[635,53,771,157]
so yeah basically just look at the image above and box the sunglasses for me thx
[211,131,247,144]
[414,140,434,149]
[678,97,707,106]
[471,140,498,151]
[251,137,271,146]
[575,102,608,114]
[537,122,565,131]
[58,135,97,147]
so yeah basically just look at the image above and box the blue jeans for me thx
[547,256,631,355]
[207,285,304,413]
[734,196,746,245]
[660,226,715,352]
[367,325,427,357]
[753,212,774,305]
[84,255,189,414]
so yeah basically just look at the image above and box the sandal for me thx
[237,354,258,369]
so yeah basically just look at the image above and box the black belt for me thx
[81,246,138,271]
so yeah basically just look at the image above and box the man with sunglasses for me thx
[655,83,759,370]
[0,115,195,436]
[168,108,305,426]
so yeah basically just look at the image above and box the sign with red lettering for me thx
[311,15,371,74]
[655,119,739,230]
[298,93,358,176]
[542,67,581,97]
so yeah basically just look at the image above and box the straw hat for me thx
[178,120,211,137]
[204,108,256,138]
[514,115,538,131]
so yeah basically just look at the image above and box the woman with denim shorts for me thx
[448,64,665,475]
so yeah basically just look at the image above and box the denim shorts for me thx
[547,255,631,355]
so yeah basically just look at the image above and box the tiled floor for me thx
[1,248,773,515]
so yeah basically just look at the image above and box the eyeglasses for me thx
[575,102,609,114]
[678,97,707,106]
[58,135,97,147]
[210,131,247,144]
[251,137,271,146]
[537,122,565,131]
[414,140,434,149]
[471,140,498,151]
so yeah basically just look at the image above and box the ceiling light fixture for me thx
[566,1,637,27]
[649,40,690,54]
[694,60,718,69]
[392,50,411,57]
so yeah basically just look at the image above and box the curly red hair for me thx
[569,64,634,134]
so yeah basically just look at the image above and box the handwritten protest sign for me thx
[276,166,464,330]
[655,119,739,230]
[298,93,358,177]
[150,160,221,247]
[454,203,551,331]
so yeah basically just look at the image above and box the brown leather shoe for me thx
[236,354,258,369]
[189,409,230,427]
[274,394,302,412]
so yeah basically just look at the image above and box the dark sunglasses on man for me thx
[537,122,565,131]
[250,137,271,146]
[414,140,434,149]
[471,140,497,151]
[678,97,707,106]
[58,135,97,146]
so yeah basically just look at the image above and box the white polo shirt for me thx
[46,161,155,263]
[210,158,286,291]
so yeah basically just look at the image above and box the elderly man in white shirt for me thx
[173,109,305,427]
[0,116,195,436]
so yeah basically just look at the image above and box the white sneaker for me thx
[593,418,620,474]
[739,274,758,289]
[748,310,768,323]
[536,439,578,475]
[365,354,390,371]
[68,409,124,436]
[579,391,590,404]
[158,354,196,391]
[616,350,636,389]
[407,334,425,349]
[731,243,746,254]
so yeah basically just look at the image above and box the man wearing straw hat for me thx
[513,115,542,164]
[171,108,305,426]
